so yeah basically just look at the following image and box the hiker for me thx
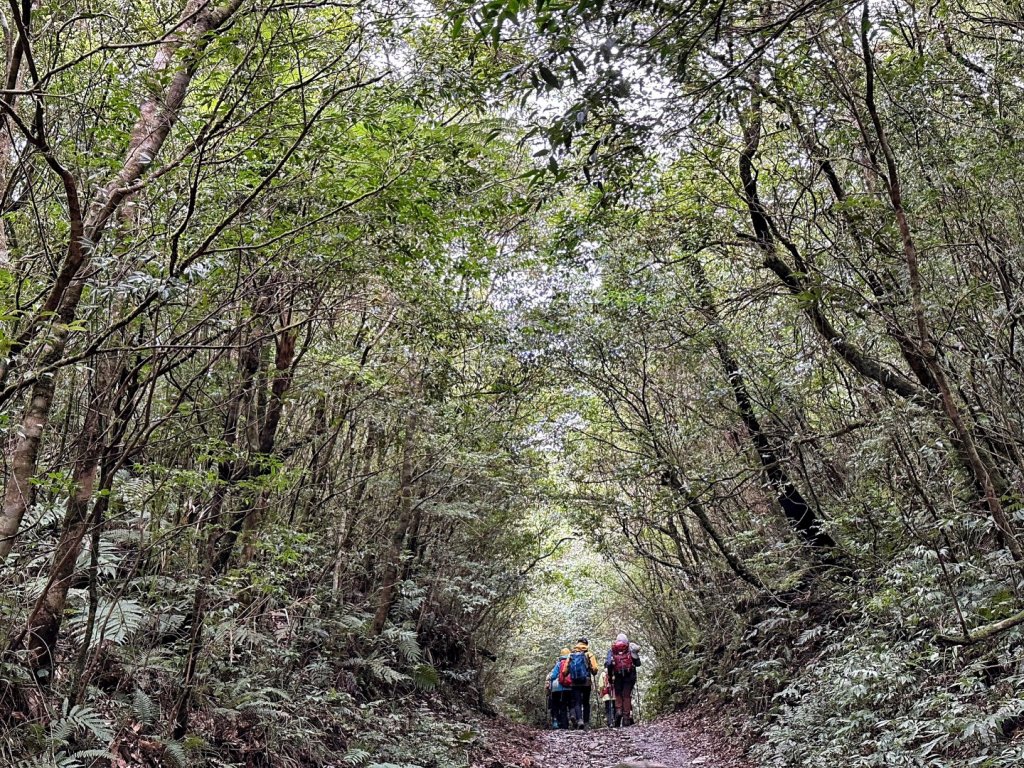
[567,637,600,729]
[597,666,615,727]
[546,647,571,729]
[605,633,641,727]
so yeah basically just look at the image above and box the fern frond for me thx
[235,702,289,720]
[72,538,121,577]
[67,598,147,647]
[71,749,117,762]
[50,703,114,745]
[362,657,410,685]
[133,688,160,726]
[334,611,370,632]
[380,626,421,663]
[412,663,439,691]
[156,739,189,768]
[13,752,85,768]
[341,748,371,766]
[237,686,292,704]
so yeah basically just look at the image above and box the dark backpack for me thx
[568,651,591,684]
[611,641,634,674]
[558,657,573,688]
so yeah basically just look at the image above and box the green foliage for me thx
[5,702,117,768]
[342,747,373,765]
[49,702,114,745]
[66,597,147,648]
[349,705,481,768]
[6,0,1024,767]
[412,664,441,691]
[158,740,189,768]
[12,753,117,768]
[0,1,540,766]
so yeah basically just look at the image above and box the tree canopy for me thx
[4,0,1024,766]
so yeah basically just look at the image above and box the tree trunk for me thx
[23,357,115,679]
[335,422,381,594]
[0,0,246,561]
[738,63,1020,560]
[208,332,265,574]
[371,409,419,636]
[212,305,298,575]
[858,5,1022,561]
[684,254,837,552]
[0,376,55,560]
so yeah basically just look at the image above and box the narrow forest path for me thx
[474,711,753,768]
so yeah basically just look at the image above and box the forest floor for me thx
[471,709,754,768]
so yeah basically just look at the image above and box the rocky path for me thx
[473,711,753,768]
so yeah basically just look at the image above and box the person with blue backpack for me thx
[545,647,571,729]
[566,637,600,730]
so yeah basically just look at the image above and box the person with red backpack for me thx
[567,637,600,729]
[546,647,571,729]
[605,632,641,726]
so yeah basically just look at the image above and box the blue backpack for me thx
[568,651,591,684]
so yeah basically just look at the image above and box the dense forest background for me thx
[3,0,1024,766]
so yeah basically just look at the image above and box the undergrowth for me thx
[650,544,1024,767]
[1,514,493,768]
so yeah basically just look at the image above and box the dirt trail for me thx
[473,711,753,768]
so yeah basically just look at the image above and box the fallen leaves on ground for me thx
[471,708,754,768]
